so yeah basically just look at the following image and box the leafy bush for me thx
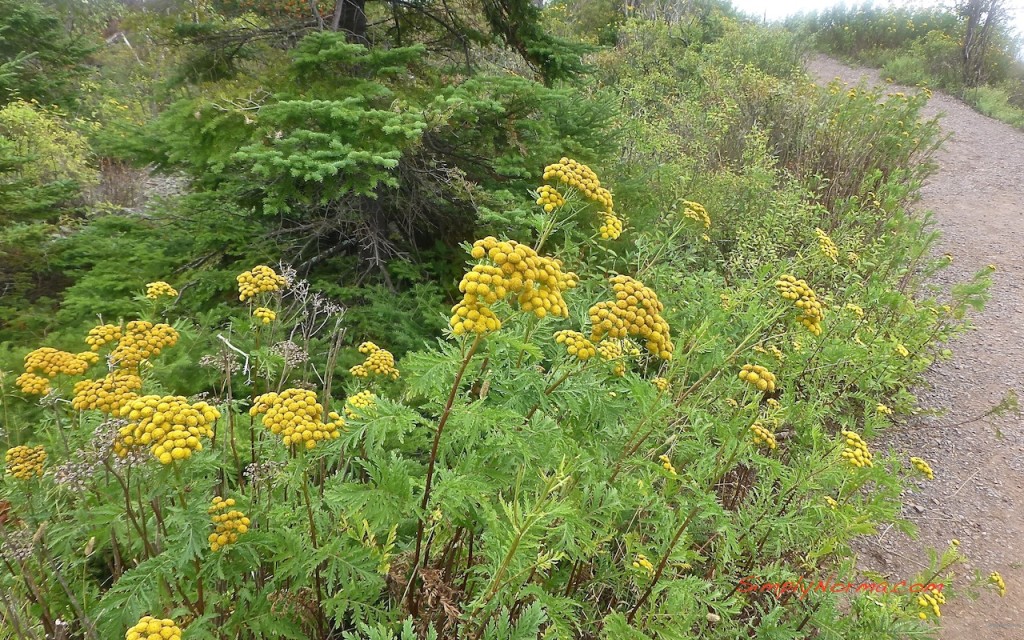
[965,84,1024,127]
[0,0,93,107]
[0,6,994,639]
[0,100,97,188]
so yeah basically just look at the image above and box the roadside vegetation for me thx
[791,1,1024,129]
[0,0,1002,638]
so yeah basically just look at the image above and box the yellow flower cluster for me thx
[989,571,1006,597]
[597,339,626,376]
[682,200,711,229]
[535,185,565,212]
[24,347,92,378]
[750,422,777,450]
[632,553,654,575]
[125,616,181,640]
[895,343,910,358]
[876,403,893,416]
[208,496,250,552]
[738,364,776,392]
[916,587,945,620]
[345,389,377,419]
[250,389,343,449]
[86,324,122,351]
[652,377,669,392]
[824,496,839,509]
[5,445,46,480]
[450,300,502,335]
[452,237,578,335]
[658,454,677,476]
[237,265,288,301]
[116,395,219,463]
[776,275,825,336]
[599,213,623,240]
[845,303,864,318]
[543,158,621,239]
[554,330,596,361]
[349,342,400,379]
[145,281,178,299]
[910,456,934,480]
[15,372,51,395]
[815,228,839,262]
[840,430,873,468]
[110,321,179,370]
[588,275,672,360]
[253,307,276,324]
[543,158,614,214]
[15,346,99,395]
[72,372,143,415]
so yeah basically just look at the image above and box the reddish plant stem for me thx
[409,334,483,611]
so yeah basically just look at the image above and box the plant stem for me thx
[301,468,326,638]
[627,440,742,624]
[410,333,483,602]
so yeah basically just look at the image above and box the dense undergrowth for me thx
[791,2,1024,129]
[0,0,998,638]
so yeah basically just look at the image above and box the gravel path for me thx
[806,55,1024,638]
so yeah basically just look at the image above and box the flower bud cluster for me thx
[125,616,181,640]
[554,330,596,361]
[5,445,46,479]
[237,265,288,301]
[208,496,250,551]
[345,390,377,419]
[451,237,578,335]
[910,456,934,480]
[349,342,399,379]
[738,364,776,392]
[750,422,777,450]
[776,275,824,336]
[72,372,143,415]
[589,275,672,360]
[116,395,219,463]
[840,430,873,468]
[145,281,178,299]
[250,389,343,449]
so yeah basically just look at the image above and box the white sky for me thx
[730,0,1024,38]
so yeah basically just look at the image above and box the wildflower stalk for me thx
[467,470,568,639]
[222,358,240,482]
[410,332,484,609]
[102,459,155,558]
[0,528,55,637]
[627,439,743,624]
[608,389,672,483]
[0,371,12,448]
[300,466,327,638]
[523,361,592,423]
[172,463,188,510]
[0,586,33,640]
[34,533,98,640]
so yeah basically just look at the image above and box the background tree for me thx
[958,0,1010,87]
[0,0,93,107]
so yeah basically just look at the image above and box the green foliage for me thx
[0,0,93,107]
[0,6,986,640]
[964,83,1024,127]
[480,0,595,84]
[0,100,97,188]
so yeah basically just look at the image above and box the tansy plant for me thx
[0,150,985,640]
